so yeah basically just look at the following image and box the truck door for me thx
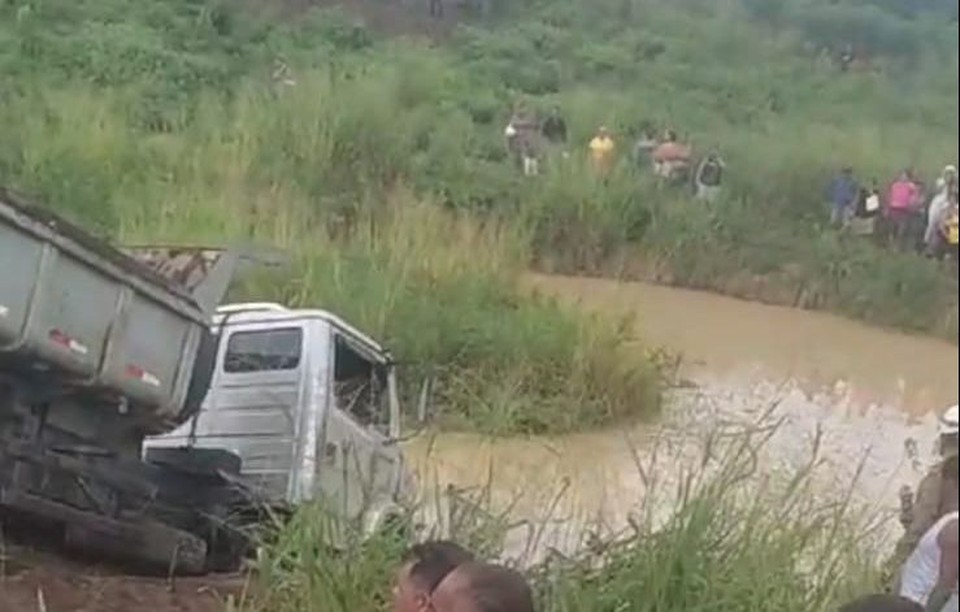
[318,332,400,521]
[190,322,305,500]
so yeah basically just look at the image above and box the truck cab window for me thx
[333,335,389,435]
[224,328,302,373]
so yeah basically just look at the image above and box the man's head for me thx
[838,594,921,612]
[392,541,474,612]
[431,561,534,612]
[598,126,609,137]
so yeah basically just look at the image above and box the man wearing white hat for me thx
[890,405,960,586]
[927,170,958,251]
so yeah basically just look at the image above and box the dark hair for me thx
[455,562,535,612]
[403,541,474,593]
[839,594,922,612]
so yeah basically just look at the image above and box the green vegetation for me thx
[0,80,660,435]
[1,0,937,608]
[2,0,957,342]
[241,428,879,612]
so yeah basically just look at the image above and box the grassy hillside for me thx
[2,0,958,341]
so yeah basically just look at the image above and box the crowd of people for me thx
[389,406,959,612]
[502,105,958,267]
[503,107,726,201]
[826,164,959,262]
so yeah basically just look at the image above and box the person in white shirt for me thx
[899,506,958,611]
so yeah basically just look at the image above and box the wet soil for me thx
[0,546,248,612]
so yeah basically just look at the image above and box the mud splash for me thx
[406,275,958,561]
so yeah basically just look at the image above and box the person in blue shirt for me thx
[826,166,859,227]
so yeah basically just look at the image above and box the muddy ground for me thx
[0,545,246,612]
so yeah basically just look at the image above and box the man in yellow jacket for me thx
[589,126,615,176]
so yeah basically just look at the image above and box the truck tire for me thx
[145,447,241,477]
[199,501,250,573]
[63,518,208,575]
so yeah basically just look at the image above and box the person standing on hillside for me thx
[589,126,616,177]
[927,184,954,253]
[839,43,856,72]
[850,180,882,236]
[652,129,692,183]
[632,124,658,171]
[935,165,957,197]
[694,150,726,201]
[505,108,537,173]
[541,106,568,148]
[886,170,921,249]
[934,195,959,262]
[826,166,859,228]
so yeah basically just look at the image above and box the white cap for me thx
[939,404,959,436]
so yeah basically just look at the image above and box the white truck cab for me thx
[144,302,414,534]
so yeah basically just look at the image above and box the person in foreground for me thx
[899,507,958,612]
[392,541,475,612]
[891,405,960,582]
[431,561,535,612]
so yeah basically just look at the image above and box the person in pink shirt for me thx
[886,170,921,250]
[888,170,919,212]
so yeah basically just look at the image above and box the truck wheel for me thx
[145,447,241,477]
[63,518,208,575]
[204,523,252,573]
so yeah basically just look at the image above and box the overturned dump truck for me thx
[0,189,414,574]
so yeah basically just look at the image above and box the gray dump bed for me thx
[0,189,216,429]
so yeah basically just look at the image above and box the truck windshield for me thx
[333,335,389,435]
[224,327,303,373]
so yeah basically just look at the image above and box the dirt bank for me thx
[0,546,247,612]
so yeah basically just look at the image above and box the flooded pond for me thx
[405,275,958,559]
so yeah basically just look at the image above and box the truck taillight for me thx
[48,328,89,355]
[125,364,161,388]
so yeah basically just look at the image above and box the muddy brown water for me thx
[530,274,958,416]
[406,274,959,560]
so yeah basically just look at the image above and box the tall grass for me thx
[240,423,882,612]
[0,81,661,434]
[3,9,955,340]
